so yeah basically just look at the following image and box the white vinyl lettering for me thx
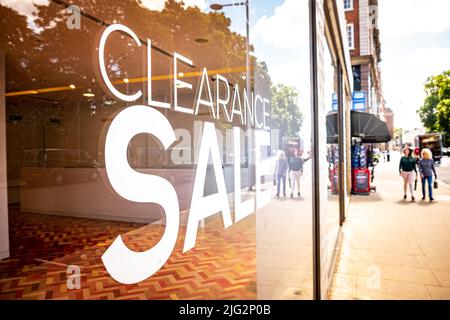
[99,24,142,102]
[194,68,216,118]
[255,130,271,209]
[243,88,254,127]
[97,24,276,284]
[231,84,245,125]
[215,74,231,122]
[147,38,170,109]
[254,94,264,129]
[102,105,179,284]
[234,127,255,222]
[263,98,270,130]
[174,52,194,114]
[183,122,232,252]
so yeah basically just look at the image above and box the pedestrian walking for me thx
[399,147,417,201]
[288,148,304,198]
[274,151,288,197]
[418,148,438,202]
[386,149,391,162]
[413,147,421,191]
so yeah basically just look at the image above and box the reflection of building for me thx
[384,107,394,137]
[345,0,384,116]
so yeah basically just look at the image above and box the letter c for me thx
[99,24,142,102]
[102,105,179,284]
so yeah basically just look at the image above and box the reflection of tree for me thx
[1,0,273,121]
[0,5,37,91]
[1,0,273,169]
[1,0,264,93]
[270,84,303,139]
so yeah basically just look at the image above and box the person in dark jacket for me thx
[419,148,438,202]
[274,151,288,197]
[288,148,304,198]
[399,147,417,201]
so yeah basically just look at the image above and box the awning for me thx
[326,111,392,144]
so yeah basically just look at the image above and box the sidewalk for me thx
[329,152,450,300]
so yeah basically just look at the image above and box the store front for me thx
[0,0,352,299]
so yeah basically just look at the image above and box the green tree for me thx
[271,84,303,139]
[418,70,450,134]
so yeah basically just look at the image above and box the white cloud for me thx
[0,0,49,33]
[139,0,206,12]
[251,0,309,49]
[268,58,310,94]
[378,0,450,129]
[267,57,312,138]
[382,47,450,129]
[379,0,450,37]
[138,0,166,11]
[250,0,311,135]
[183,0,207,10]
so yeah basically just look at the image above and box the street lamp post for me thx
[210,2,249,101]
[210,1,254,191]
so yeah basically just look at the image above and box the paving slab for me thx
[329,152,450,300]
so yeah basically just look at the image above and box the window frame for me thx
[346,23,355,50]
[344,0,353,11]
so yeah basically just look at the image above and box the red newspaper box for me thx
[352,168,370,194]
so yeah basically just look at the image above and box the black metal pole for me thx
[245,0,254,191]
[309,0,321,300]
[338,63,345,225]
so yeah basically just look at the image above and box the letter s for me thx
[102,105,179,284]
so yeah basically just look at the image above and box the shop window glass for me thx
[0,0,314,300]
[315,0,342,297]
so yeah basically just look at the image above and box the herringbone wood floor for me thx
[0,208,257,299]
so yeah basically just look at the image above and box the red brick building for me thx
[344,0,386,119]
